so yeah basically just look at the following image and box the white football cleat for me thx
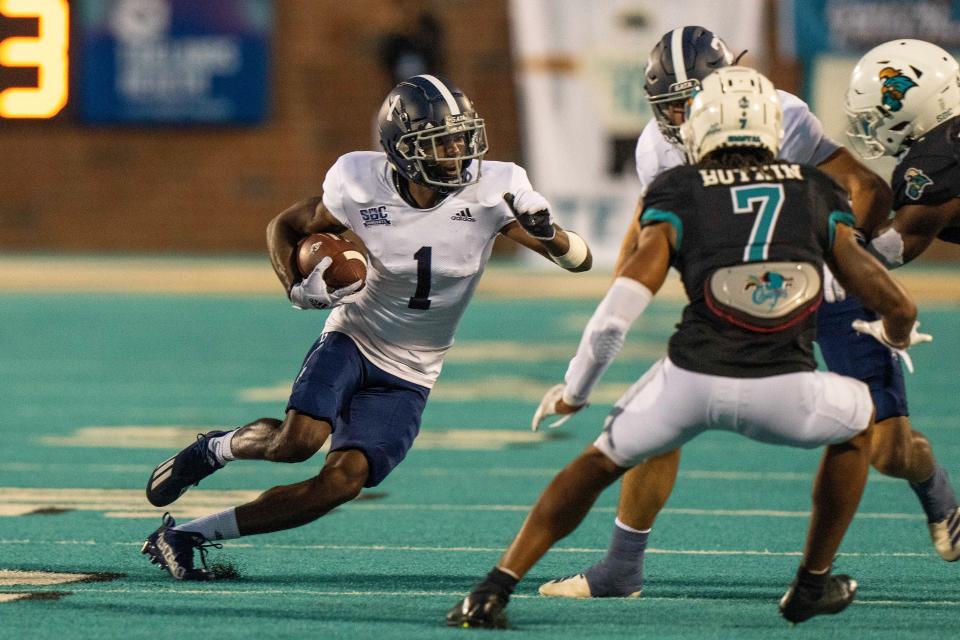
[538,573,641,599]
[929,506,960,561]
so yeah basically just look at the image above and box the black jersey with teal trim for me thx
[892,117,960,243]
[640,162,854,377]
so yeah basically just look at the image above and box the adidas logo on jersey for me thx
[451,208,476,222]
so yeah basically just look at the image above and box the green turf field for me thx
[2,270,959,638]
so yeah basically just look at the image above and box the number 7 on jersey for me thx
[731,184,785,262]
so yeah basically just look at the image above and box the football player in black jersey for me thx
[447,67,929,629]
[846,38,960,558]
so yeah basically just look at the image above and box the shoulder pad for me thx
[335,151,387,203]
[892,124,960,208]
[473,161,525,207]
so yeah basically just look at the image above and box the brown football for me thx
[296,233,367,290]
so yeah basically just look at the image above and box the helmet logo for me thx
[385,95,402,122]
[904,167,933,200]
[878,67,918,112]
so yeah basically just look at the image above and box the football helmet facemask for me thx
[845,39,960,159]
[681,66,783,163]
[378,74,488,190]
[645,26,738,145]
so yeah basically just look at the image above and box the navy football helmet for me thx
[644,26,738,144]
[378,74,488,190]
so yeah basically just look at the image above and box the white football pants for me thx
[593,357,873,468]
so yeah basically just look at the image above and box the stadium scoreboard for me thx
[0,0,272,124]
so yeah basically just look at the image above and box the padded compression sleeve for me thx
[562,277,653,405]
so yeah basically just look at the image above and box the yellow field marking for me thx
[0,594,30,602]
[241,378,634,404]
[0,571,96,586]
[445,341,664,362]
[41,426,549,451]
[4,257,957,302]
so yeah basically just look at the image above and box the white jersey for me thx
[634,90,840,196]
[320,151,524,388]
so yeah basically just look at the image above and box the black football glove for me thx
[503,191,555,240]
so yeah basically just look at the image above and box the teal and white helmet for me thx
[845,39,960,159]
[680,66,783,163]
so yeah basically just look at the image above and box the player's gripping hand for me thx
[851,319,932,373]
[289,256,363,310]
[504,191,555,240]
[531,383,586,431]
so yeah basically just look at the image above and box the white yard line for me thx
[0,539,930,558]
[3,585,955,608]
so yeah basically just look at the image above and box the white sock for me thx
[614,517,651,535]
[173,508,240,541]
[207,430,237,464]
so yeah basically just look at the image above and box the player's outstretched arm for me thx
[869,199,960,268]
[531,224,671,431]
[828,224,917,347]
[499,192,592,272]
[266,197,349,294]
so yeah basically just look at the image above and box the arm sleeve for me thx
[321,157,352,229]
[778,92,840,166]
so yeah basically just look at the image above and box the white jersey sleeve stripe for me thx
[416,74,461,115]
[670,28,687,83]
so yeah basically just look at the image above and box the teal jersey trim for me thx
[828,210,856,249]
[641,208,683,251]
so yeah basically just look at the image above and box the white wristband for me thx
[551,231,589,269]
[562,277,653,405]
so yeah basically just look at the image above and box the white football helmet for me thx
[845,39,960,159]
[680,66,783,163]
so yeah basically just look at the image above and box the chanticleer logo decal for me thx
[904,167,933,200]
[879,67,918,111]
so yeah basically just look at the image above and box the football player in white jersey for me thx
[139,74,593,580]
[539,25,958,600]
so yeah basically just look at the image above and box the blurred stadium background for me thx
[2,1,959,638]
[3,0,960,263]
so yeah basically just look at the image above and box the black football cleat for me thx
[446,591,509,629]
[141,513,221,581]
[779,573,858,624]
[146,430,227,507]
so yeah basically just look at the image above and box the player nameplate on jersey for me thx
[707,262,821,332]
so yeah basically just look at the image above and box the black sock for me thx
[474,567,519,600]
[795,566,829,600]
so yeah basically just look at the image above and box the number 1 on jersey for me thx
[408,246,432,310]
[731,184,784,261]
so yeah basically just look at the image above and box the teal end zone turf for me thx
[2,292,959,638]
